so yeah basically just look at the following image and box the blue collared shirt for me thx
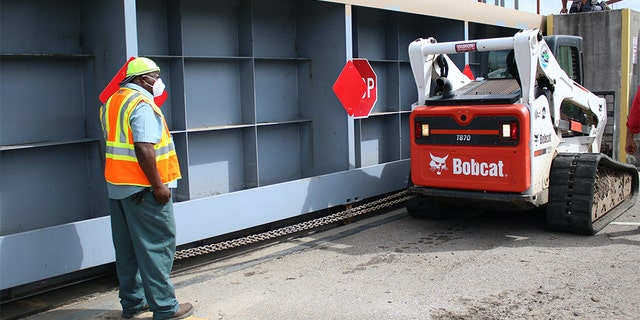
[106,83,176,199]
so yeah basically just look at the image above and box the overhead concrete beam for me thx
[320,0,544,30]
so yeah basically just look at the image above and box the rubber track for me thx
[546,153,639,235]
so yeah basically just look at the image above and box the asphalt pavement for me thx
[16,202,640,320]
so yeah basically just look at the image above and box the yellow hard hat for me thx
[126,57,160,77]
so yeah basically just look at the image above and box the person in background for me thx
[625,85,640,155]
[100,57,194,320]
[561,0,606,13]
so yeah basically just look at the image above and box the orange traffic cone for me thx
[462,64,475,80]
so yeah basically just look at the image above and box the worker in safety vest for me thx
[99,57,193,320]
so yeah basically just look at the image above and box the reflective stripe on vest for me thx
[100,87,181,186]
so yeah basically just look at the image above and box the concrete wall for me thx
[551,9,640,163]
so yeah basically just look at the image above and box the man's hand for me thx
[625,131,637,154]
[153,184,172,205]
[134,142,170,204]
[560,0,569,14]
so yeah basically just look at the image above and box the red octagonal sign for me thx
[333,59,377,118]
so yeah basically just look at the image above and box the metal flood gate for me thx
[0,0,541,292]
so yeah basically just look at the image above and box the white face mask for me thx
[151,78,166,97]
[143,76,166,97]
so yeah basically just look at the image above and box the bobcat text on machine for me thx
[406,28,638,235]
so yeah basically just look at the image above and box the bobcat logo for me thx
[429,153,449,175]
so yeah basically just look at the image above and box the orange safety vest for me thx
[100,87,181,186]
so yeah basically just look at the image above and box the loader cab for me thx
[543,35,584,85]
[476,35,583,85]
[485,50,513,79]
[476,50,514,80]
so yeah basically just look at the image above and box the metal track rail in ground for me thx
[0,191,412,318]
[174,190,414,260]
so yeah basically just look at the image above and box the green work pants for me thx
[109,190,179,319]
